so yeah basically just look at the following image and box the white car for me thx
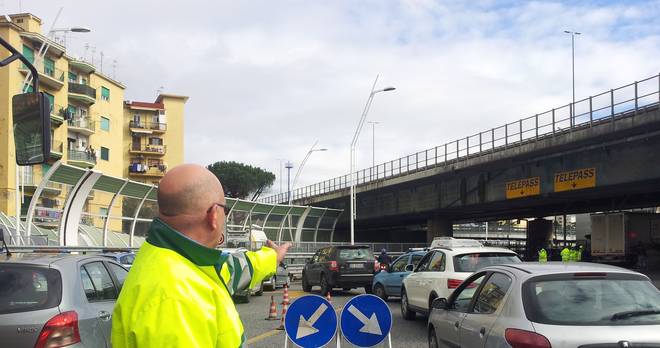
[401,239,521,320]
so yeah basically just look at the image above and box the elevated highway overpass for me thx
[260,74,660,243]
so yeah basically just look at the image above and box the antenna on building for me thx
[112,59,117,79]
[157,86,164,95]
[91,46,96,65]
[99,51,104,72]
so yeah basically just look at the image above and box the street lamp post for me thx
[350,75,395,245]
[367,121,380,167]
[285,161,293,204]
[289,140,327,205]
[564,30,581,127]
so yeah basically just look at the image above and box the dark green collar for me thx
[146,218,228,267]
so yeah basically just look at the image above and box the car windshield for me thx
[523,276,660,326]
[0,265,62,314]
[453,252,520,272]
[338,248,373,260]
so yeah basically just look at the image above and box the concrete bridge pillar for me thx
[427,215,453,244]
[526,218,553,260]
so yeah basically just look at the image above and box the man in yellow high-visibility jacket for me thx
[111,164,291,348]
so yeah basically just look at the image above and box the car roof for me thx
[484,261,641,276]
[430,246,518,254]
[1,253,118,266]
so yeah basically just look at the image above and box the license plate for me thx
[349,264,362,269]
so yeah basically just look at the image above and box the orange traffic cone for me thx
[326,291,332,305]
[282,284,290,305]
[276,300,289,330]
[265,296,278,320]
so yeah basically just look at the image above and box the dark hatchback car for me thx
[302,245,375,295]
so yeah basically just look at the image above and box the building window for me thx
[100,116,110,131]
[22,45,34,64]
[68,71,78,83]
[100,147,109,161]
[101,86,110,101]
[44,57,55,77]
[44,92,55,113]
[99,207,108,217]
[148,137,163,146]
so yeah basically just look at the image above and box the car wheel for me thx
[401,289,416,320]
[428,327,439,348]
[364,284,373,294]
[302,273,312,292]
[320,274,332,296]
[374,283,388,301]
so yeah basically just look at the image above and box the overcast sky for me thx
[8,0,660,196]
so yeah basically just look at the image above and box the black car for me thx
[302,245,375,295]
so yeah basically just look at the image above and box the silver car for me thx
[428,262,660,348]
[0,253,128,347]
[262,262,290,291]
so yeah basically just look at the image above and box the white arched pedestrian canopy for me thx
[12,160,342,247]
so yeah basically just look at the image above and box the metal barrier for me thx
[260,73,660,204]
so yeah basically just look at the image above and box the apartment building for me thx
[124,94,187,185]
[0,13,186,233]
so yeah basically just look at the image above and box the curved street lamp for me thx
[350,75,395,245]
[289,140,327,204]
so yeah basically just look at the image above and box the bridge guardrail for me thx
[260,73,660,204]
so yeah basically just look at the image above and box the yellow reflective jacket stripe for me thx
[111,219,276,348]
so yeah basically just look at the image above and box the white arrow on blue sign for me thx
[340,294,392,347]
[284,295,337,348]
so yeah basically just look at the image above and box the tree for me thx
[207,161,276,200]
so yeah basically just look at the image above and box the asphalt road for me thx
[238,282,429,348]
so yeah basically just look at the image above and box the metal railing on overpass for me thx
[260,73,660,204]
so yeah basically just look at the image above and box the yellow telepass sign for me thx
[554,168,596,192]
[506,177,541,199]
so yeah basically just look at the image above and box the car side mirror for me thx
[432,297,448,310]
[12,92,51,165]
[405,264,414,272]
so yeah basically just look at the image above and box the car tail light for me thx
[34,311,81,348]
[573,272,606,278]
[505,328,551,348]
[328,261,338,271]
[447,279,463,289]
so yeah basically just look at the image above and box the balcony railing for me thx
[130,144,167,154]
[68,82,96,99]
[50,140,63,155]
[67,117,96,132]
[68,149,97,165]
[130,120,167,131]
[22,58,65,83]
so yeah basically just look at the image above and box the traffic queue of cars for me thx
[307,237,660,348]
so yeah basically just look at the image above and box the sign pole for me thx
[388,333,392,348]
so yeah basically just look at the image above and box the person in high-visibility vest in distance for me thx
[111,164,292,348]
[538,248,548,262]
[561,246,571,262]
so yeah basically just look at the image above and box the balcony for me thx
[129,144,167,156]
[129,120,167,134]
[69,59,95,74]
[19,59,65,90]
[49,140,63,160]
[67,149,96,168]
[67,117,95,136]
[68,82,96,105]
[23,170,62,197]
[50,105,70,127]
[128,163,167,178]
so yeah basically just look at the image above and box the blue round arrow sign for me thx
[340,294,392,347]
[284,295,337,348]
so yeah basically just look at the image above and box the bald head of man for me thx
[157,164,226,248]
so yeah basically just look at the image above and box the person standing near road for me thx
[111,164,291,348]
[378,248,391,266]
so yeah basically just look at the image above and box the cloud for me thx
[17,0,660,195]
